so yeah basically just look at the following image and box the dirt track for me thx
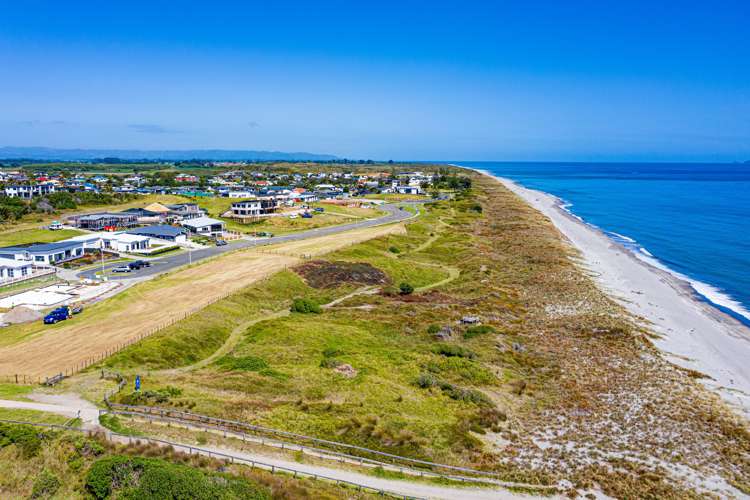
[0,223,404,378]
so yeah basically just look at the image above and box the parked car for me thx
[112,265,132,273]
[71,305,84,314]
[44,306,72,324]
[48,221,64,230]
[313,207,324,212]
[128,260,151,270]
[215,239,228,246]
[301,212,313,218]
[289,214,299,219]
[256,232,274,238]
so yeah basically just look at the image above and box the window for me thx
[7,269,13,278]
[21,267,28,276]
[35,256,45,262]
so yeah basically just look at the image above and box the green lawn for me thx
[0,228,84,247]
[0,383,34,400]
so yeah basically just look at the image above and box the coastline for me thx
[472,168,750,417]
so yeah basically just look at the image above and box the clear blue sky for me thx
[1,1,748,161]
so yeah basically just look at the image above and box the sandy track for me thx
[0,223,404,378]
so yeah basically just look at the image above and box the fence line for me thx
[104,401,506,480]
[0,419,423,500]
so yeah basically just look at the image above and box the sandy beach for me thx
[479,171,750,417]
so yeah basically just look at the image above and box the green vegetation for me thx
[291,297,322,314]
[0,227,84,247]
[398,282,414,295]
[0,383,33,399]
[463,325,496,339]
[86,455,270,499]
[98,414,142,437]
[0,421,353,498]
[0,191,137,223]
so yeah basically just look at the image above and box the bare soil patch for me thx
[295,260,390,289]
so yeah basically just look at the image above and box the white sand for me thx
[482,172,750,417]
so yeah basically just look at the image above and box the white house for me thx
[180,216,225,237]
[0,257,33,283]
[0,240,86,265]
[3,184,56,199]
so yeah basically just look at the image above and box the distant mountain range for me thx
[0,146,338,162]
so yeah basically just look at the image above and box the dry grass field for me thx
[0,222,405,378]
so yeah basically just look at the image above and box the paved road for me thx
[78,203,416,281]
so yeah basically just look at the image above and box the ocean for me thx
[458,162,750,326]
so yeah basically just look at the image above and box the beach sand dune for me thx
[486,173,750,417]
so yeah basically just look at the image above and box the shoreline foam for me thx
[468,167,750,417]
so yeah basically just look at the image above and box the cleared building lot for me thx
[0,222,405,378]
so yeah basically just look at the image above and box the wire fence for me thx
[0,418,424,500]
[104,401,506,481]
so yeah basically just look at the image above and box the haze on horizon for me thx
[1,1,748,162]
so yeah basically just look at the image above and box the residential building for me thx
[0,240,86,265]
[127,225,188,243]
[175,174,199,183]
[3,184,56,198]
[180,216,225,237]
[0,257,33,283]
[167,203,203,219]
[69,212,138,230]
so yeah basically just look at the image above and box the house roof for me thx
[78,212,137,221]
[0,257,31,268]
[0,240,84,255]
[143,202,172,213]
[127,225,187,238]
[180,216,224,229]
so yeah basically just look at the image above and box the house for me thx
[121,208,167,224]
[175,174,199,183]
[167,203,203,219]
[0,257,34,283]
[69,212,138,230]
[396,185,423,195]
[227,191,256,198]
[0,240,87,265]
[127,225,188,243]
[3,184,56,198]
[180,216,225,237]
[66,233,151,253]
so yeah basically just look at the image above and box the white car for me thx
[112,266,132,273]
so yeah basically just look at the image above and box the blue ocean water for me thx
[459,162,750,325]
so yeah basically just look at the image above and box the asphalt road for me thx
[77,203,416,281]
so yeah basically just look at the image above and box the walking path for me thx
[0,396,550,499]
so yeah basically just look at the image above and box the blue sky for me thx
[1,1,748,161]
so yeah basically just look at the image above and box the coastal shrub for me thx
[399,282,414,295]
[31,470,60,499]
[120,386,182,405]
[427,324,440,335]
[86,455,269,499]
[291,297,321,314]
[0,423,44,457]
[388,246,400,254]
[433,344,477,359]
[217,355,269,372]
[415,373,491,405]
[463,325,496,339]
[470,203,483,213]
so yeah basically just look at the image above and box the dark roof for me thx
[126,225,186,238]
[121,208,161,217]
[0,240,84,254]
[78,212,137,221]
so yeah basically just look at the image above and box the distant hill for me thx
[0,146,338,162]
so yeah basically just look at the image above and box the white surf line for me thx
[478,170,750,417]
